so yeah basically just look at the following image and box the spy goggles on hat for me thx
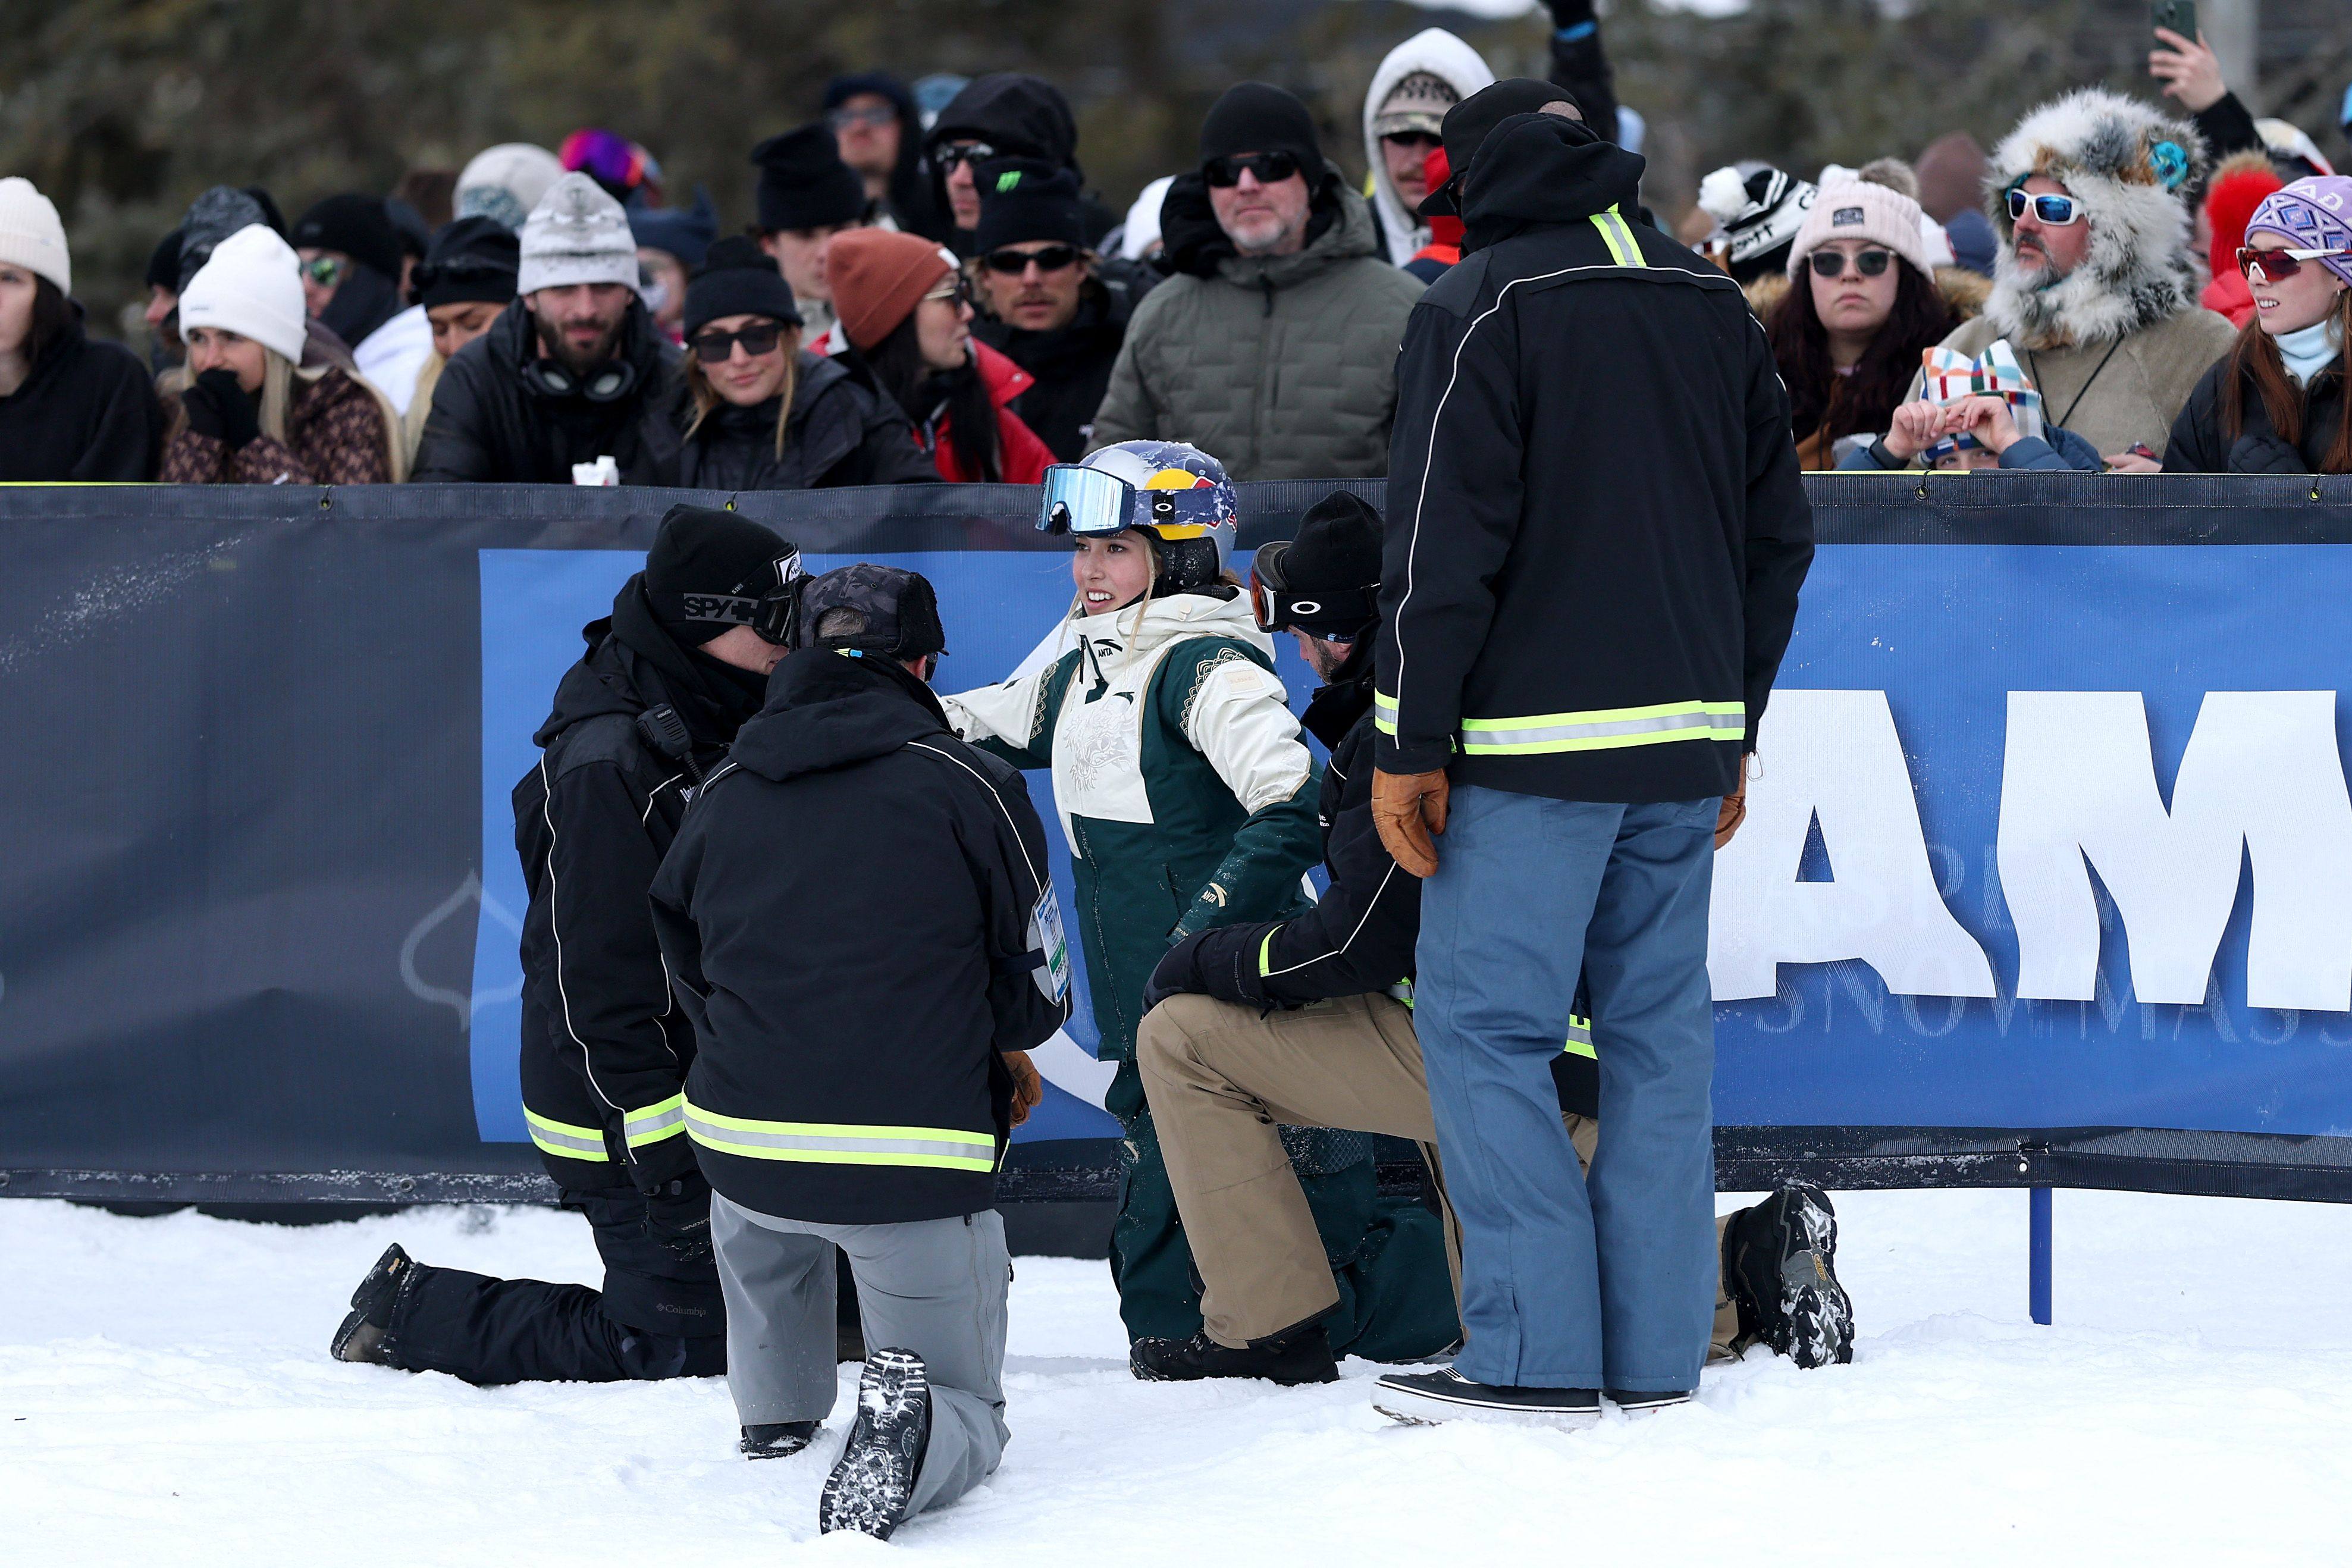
[1039,463,1224,542]
[2005,188,2086,226]
[1248,538,1377,641]
[752,549,807,645]
[2237,245,2350,282]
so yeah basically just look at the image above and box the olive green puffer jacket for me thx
[1087,176,1426,479]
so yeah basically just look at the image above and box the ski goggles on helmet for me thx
[1248,538,1377,641]
[751,548,807,647]
[1038,463,1227,542]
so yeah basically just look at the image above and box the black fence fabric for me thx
[4,476,2351,1205]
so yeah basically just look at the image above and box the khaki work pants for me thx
[1137,991,1742,1360]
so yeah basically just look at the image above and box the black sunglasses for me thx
[691,321,786,362]
[1808,248,1892,279]
[935,141,996,171]
[1380,130,1442,150]
[1204,150,1302,189]
[981,244,1083,275]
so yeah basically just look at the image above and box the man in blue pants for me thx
[1365,81,1812,1425]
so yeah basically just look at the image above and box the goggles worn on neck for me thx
[1039,463,1224,541]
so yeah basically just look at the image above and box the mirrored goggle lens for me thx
[1039,465,1133,535]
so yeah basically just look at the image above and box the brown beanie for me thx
[826,228,957,351]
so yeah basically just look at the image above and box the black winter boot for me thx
[1372,1368,1600,1427]
[739,1420,821,1460]
[1130,1326,1339,1385]
[1723,1184,1855,1369]
[330,1243,416,1366]
[1604,1388,1693,1416]
[819,1349,932,1539]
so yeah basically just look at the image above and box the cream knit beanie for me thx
[1785,177,1931,280]
[179,224,308,364]
[0,177,71,294]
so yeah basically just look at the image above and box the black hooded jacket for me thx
[0,312,163,481]
[925,74,1115,251]
[2164,353,2348,475]
[1374,114,1812,804]
[413,297,685,484]
[675,352,942,490]
[510,576,766,1191]
[650,648,1069,1224]
[972,274,1144,462]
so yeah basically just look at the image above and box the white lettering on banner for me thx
[1997,691,2352,1011]
[1710,690,1996,1002]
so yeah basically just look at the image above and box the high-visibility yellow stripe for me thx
[525,1108,611,1162]
[683,1102,996,1172]
[1373,688,1400,737]
[623,1093,687,1149]
[1564,1014,1595,1059]
[1591,204,1643,267]
[1460,700,1744,755]
[1257,929,1278,978]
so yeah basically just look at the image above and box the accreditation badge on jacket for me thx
[1030,885,1071,1004]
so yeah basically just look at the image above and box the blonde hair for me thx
[683,324,802,461]
[259,347,408,482]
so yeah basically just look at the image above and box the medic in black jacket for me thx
[329,506,802,1386]
[1373,102,1812,808]
[649,568,1068,1226]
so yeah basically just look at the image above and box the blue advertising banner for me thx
[3,475,2350,1204]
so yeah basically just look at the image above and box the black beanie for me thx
[1425,79,1586,218]
[410,216,519,309]
[1199,83,1326,186]
[1257,490,1383,637]
[644,504,796,638]
[973,158,1090,254]
[750,126,868,233]
[290,193,407,283]
[683,235,802,339]
[147,227,185,293]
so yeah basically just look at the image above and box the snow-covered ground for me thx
[5,1188,2348,1564]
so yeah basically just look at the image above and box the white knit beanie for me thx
[456,143,566,232]
[1786,177,1931,280]
[178,223,308,364]
[516,173,639,296]
[0,177,71,294]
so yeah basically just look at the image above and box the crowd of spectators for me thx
[2,6,2348,485]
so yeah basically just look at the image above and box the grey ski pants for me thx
[709,1193,1010,1518]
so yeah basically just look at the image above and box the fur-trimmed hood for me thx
[1981,88,2207,350]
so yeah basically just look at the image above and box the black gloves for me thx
[182,367,262,451]
[1144,929,1214,1014]
[626,1127,700,1196]
[641,1170,714,1265]
[1546,0,1598,29]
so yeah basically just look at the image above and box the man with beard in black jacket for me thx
[650,565,1062,1540]
[330,506,802,1387]
[968,159,1151,462]
[413,173,685,484]
[1133,491,1849,1389]
[1366,83,1812,1427]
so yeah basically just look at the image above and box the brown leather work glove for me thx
[1715,777,1747,850]
[1372,768,1450,878]
[1002,1050,1044,1127]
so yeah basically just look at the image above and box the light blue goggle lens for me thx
[1039,465,1134,536]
